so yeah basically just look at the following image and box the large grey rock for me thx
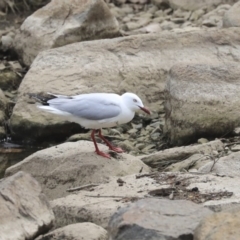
[10,28,240,142]
[223,1,240,27]
[194,206,240,240]
[164,63,240,145]
[14,0,119,66]
[0,171,54,240]
[108,198,212,240]
[141,140,224,168]
[36,223,108,240]
[5,141,150,200]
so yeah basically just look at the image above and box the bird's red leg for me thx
[91,130,111,159]
[98,129,124,153]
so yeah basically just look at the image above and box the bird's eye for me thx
[133,99,137,103]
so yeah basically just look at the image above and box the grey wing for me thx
[48,97,121,120]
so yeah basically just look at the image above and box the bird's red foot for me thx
[95,150,111,159]
[109,146,124,153]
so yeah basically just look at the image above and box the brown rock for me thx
[194,207,240,240]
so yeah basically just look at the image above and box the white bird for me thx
[30,92,150,158]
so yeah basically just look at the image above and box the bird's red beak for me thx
[139,106,151,115]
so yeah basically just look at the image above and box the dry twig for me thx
[66,183,99,192]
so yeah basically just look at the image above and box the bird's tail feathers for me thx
[47,92,72,99]
[37,105,71,116]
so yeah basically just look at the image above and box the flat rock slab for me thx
[51,172,240,230]
[51,174,159,229]
[164,63,240,145]
[5,140,150,200]
[108,198,212,240]
[10,27,240,142]
[0,171,54,240]
[36,222,108,240]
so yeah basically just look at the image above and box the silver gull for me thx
[30,92,150,158]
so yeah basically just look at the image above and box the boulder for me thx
[194,206,240,240]
[108,198,212,240]
[169,0,238,11]
[0,171,54,240]
[10,27,240,142]
[164,63,240,145]
[36,223,108,240]
[14,0,119,66]
[5,141,150,200]
[141,140,224,168]
[223,1,240,27]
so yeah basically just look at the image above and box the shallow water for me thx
[0,141,42,178]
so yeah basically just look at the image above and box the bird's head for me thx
[121,92,150,114]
